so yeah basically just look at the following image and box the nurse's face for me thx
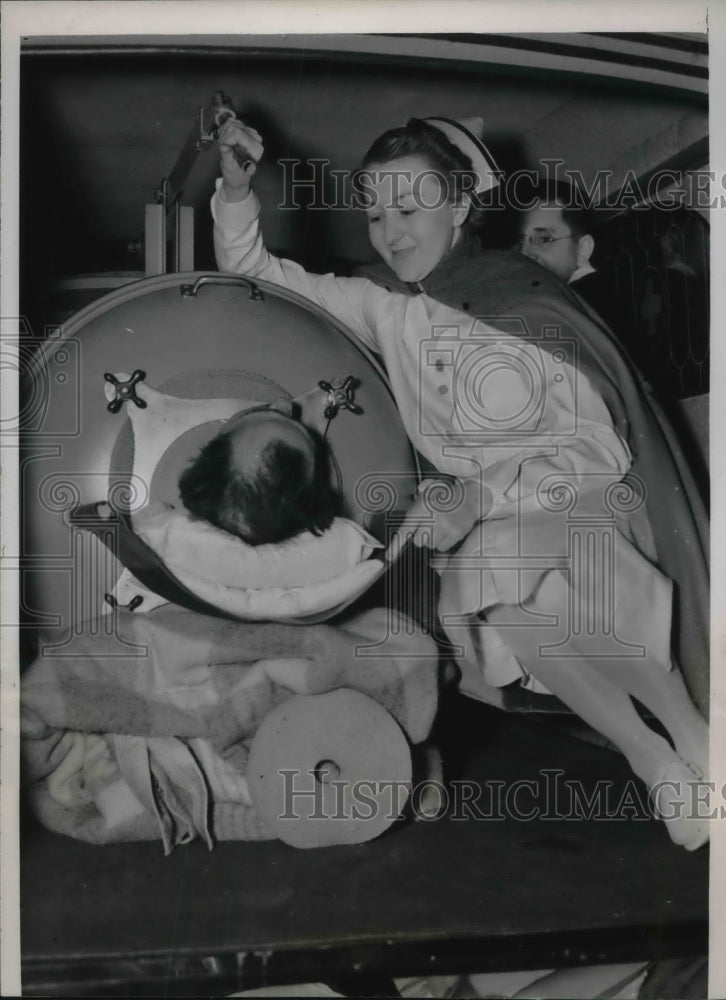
[364,155,469,283]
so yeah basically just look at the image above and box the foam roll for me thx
[248,689,412,848]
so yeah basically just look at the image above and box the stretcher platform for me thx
[20,696,708,997]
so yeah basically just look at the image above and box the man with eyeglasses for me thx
[517,180,617,333]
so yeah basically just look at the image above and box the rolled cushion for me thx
[132,502,383,590]
[166,559,385,622]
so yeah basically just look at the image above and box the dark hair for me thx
[178,427,340,545]
[359,117,488,238]
[525,179,595,239]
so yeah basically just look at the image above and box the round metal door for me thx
[22,272,419,637]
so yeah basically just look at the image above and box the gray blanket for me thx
[21,604,439,849]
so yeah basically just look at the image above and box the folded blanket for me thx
[21,604,438,849]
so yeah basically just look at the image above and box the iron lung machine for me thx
[22,271,420,638]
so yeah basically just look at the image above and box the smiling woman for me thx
[361,155,469,284]
[359,117,499,283]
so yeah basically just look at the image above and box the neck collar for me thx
[362,237,483,298]
[569,263,597,284]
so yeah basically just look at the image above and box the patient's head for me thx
[178,399,340,545]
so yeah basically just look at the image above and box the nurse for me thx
[209,115,710,850]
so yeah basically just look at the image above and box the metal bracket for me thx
[105,593,144,612]
[144,91,240,276]
[318,376,363,421]
[104,370,148,413]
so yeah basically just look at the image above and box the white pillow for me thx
[167,558,385,622]
[131,503,382,590]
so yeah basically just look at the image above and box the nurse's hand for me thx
[390,478,490,554]
[218,119,264,202]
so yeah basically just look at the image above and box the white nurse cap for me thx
[423,116,501,193]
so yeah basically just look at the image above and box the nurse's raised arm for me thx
[217,118,263,203]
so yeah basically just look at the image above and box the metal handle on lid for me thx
[180,274,264,300]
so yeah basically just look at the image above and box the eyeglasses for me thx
[519,233,576,250]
